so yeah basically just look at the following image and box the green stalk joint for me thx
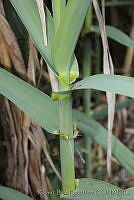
[56,71,77,89]
[57,73,72,87]
[51,92,69,101]
[60,179,79,199]
[53,129,79,140]
[51,88,72,101]
[60,192,70,199]
[53,130,69,140]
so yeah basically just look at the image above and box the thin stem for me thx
[52,0,75,193]
[82,39,92,178]
[83,89,92,178]
[95,35,101,105]
[59,85,75,193]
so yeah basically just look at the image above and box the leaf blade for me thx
[73,74,134,98]
[92,25,134,48]
[0,67,58,133]
[9,0,56,72]
[0,186,33,200]
[52,0,91,77]
[66,178,122,200]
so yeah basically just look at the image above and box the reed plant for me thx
[0,1,134,200]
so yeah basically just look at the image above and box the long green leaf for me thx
[121,188,134,200]
[9,0,56,73]
[1,68,134,175]
[66,178,134,200]
[0,67,58,133]
[66,178,122,200]
[73,74,134,98]
[92,25,134,48]
[0,186,33,200]
[52,0,91,77]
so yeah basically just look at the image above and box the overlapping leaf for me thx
[10,0,56,72]
[10,0,79,84]
[51,0,91,77]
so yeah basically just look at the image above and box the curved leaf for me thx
[73,74,134,98]
[0,186,33,200]
[92,25,134,48]
[65,178,122,200]
[0,67,58,133]
[9,0,56,73]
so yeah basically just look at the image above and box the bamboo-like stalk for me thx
[82,39,92,178]
[59,84,75,194]
[52,1,75,194]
